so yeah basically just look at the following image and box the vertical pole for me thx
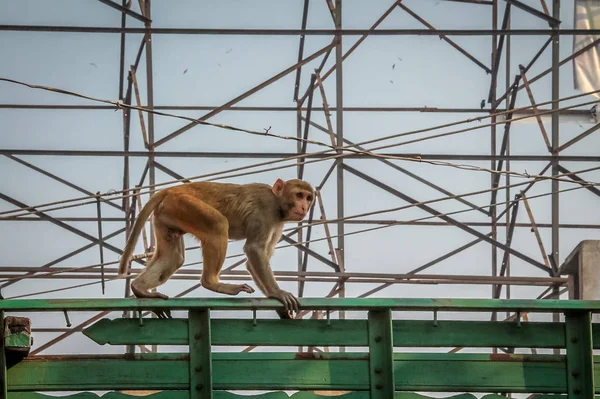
[96,192,105,294]
[296,104,304,354]
[122,70,132,216]
[0,311,6,399]
[145,1,157,341]
[551,0,561,342]
[145,0,156,251]
[368,309,394,398]
[296,105,303,304]
[565,311,594,397]
[504,3,512,315]
[118,0,127,100]
[334,0,345,330]
[189,310,213,399]
[490,0,498,326]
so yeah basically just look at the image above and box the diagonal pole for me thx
[496,37,600,104]
[505,0,560,26]
[0,227,126,289]
[520,191,552,270]
[293,0,311,102]
[96,0,150,23]
[557,122,600,152]
[519,64,552,151]
[303,118,489,216]
[487,2,511,103]
[298,0,400,105]
[3,154,123,212]
[0,193,134,262]
[399,2,491,73]
[30,282,202,355]
[557,165,600,199]
[343,165,548,272]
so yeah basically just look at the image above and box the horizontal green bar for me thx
[84,318,579,348]
[7,353,365,391]
[6,391,575,399]
[7,392,188,399]
[5,352,584,393]
[5,298,600,313]
[83,318,367,346]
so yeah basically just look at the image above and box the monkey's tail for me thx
[118,190,169,276]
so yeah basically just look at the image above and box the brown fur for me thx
[118,178,315,318]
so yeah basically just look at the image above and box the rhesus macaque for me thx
[118,178,315,319]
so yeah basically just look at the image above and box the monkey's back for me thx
[170,181,280,239]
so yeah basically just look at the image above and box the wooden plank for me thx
[84,318,572,348]
[5,352,585,392]
[5,298,600,313]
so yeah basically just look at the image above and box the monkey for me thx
[118,178,315,319]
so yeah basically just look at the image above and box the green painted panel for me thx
[4,333,31,349]
[392,355,566,393]
[7,358,189,391]
[4,297,600,313]
[213,319,367,346]
[188,310,213,399]
[84,318,577,348]
[7,393,188,399]
[83,318,367,346]
[368,310,395,398]
[6,353,585,393]
[212,359,368,390]
[393,320,565,348]
[5,391,577,399]
[565,311,595,396]
[83,318,189,345]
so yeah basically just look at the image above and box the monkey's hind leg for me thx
[160,194,255,296]
[130,219,185,318]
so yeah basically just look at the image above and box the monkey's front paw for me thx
[270,290,300,314]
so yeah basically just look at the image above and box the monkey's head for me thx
[272,178,315,222]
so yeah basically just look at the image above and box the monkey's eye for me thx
[296,192,304,199]
[307,195,313,202]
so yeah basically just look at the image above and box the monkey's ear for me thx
[272,178,285,196]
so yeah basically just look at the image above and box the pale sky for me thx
[1,0,600,359]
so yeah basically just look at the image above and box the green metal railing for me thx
[1,298,599,399]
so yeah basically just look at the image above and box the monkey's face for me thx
[288,189,314,221]
[272,179,315,222]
